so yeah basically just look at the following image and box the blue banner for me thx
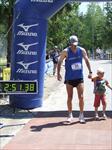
[10,0,68,109]
[69,0,111,2]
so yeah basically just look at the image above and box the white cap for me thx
[97,68,104,74]
[69,35,78,46]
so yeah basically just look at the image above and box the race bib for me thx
[71,63,82,70]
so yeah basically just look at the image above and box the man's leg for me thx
[77,83,84,112]
[66,84,73,122]
[77,83,85,123]
[53,63,57,75]
[66,84,73,113]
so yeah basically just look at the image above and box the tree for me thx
[0,0,15,63]
[47,3,80,50]
[81,3,105,57]
[103,2,112,49]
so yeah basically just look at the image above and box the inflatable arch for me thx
[10,0,108,109]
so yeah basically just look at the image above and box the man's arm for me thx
[57,50,67,81]
[82,48,92,78]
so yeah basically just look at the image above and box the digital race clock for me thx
[0,80,38,94]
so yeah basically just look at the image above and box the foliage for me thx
[0,0,15,63]
[0,1,112,58]
[47,2,112,52]
[81,3,106,51]
[103,2,112,49]
[47,3,80,50]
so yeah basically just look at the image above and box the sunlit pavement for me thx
[1,60,112,150]
[37,60,112,111]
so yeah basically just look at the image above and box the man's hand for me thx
[88,73,92,79]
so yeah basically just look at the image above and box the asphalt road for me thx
[0,59,112,149]
[38,60,112,112]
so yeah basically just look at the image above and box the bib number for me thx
[71,63,81,70]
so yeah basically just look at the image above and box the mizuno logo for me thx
[17,42,38,51]
[16,69,37,74]
[17,23,39,32]
[31,0,53,2]
[17,50,37,56]
[17,31,37,37]
[17,61,38,70]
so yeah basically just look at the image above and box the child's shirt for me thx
[92,76,109,95]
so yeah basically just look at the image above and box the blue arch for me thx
[10,0,106,109]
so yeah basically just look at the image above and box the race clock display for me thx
[0,80,38,94]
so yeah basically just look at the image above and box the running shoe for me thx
[79,113,85,123]
[102,113,107,120]
[95,113,99,120]
[67,116,73,122]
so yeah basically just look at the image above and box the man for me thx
[57,35,92,123]
[51,46,59,75]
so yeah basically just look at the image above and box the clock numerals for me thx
[24,83,29,92]
[0,81,37,94]
[30,84,35,92]
[19,83,23,91]
[4,83,9,92]
[3,83,17,92]
[12,84,16,91]
[24,83,35,92]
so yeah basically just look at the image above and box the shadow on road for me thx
[30,110,112,132]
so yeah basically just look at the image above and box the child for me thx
[91,68,112,120]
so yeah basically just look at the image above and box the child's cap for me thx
[97,68,104,74]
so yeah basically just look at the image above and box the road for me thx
[38,60,112,112]
[0,60,112,149]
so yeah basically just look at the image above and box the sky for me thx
[79,2,106,14]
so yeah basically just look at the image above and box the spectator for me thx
[51,46,59,75]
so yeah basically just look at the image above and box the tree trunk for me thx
[7,15,12,65]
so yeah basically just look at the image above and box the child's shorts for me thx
[94,94,106,107]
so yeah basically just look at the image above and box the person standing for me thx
[90,68,112,120]
[57,35,92,123]
[51,46,59,75]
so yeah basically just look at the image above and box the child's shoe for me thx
[102,113,107,120]
[95,113,99,120]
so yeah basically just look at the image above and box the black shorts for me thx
[53,60,58,64]
[64,78,84,87]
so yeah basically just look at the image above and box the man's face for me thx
[71,44,77,49]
